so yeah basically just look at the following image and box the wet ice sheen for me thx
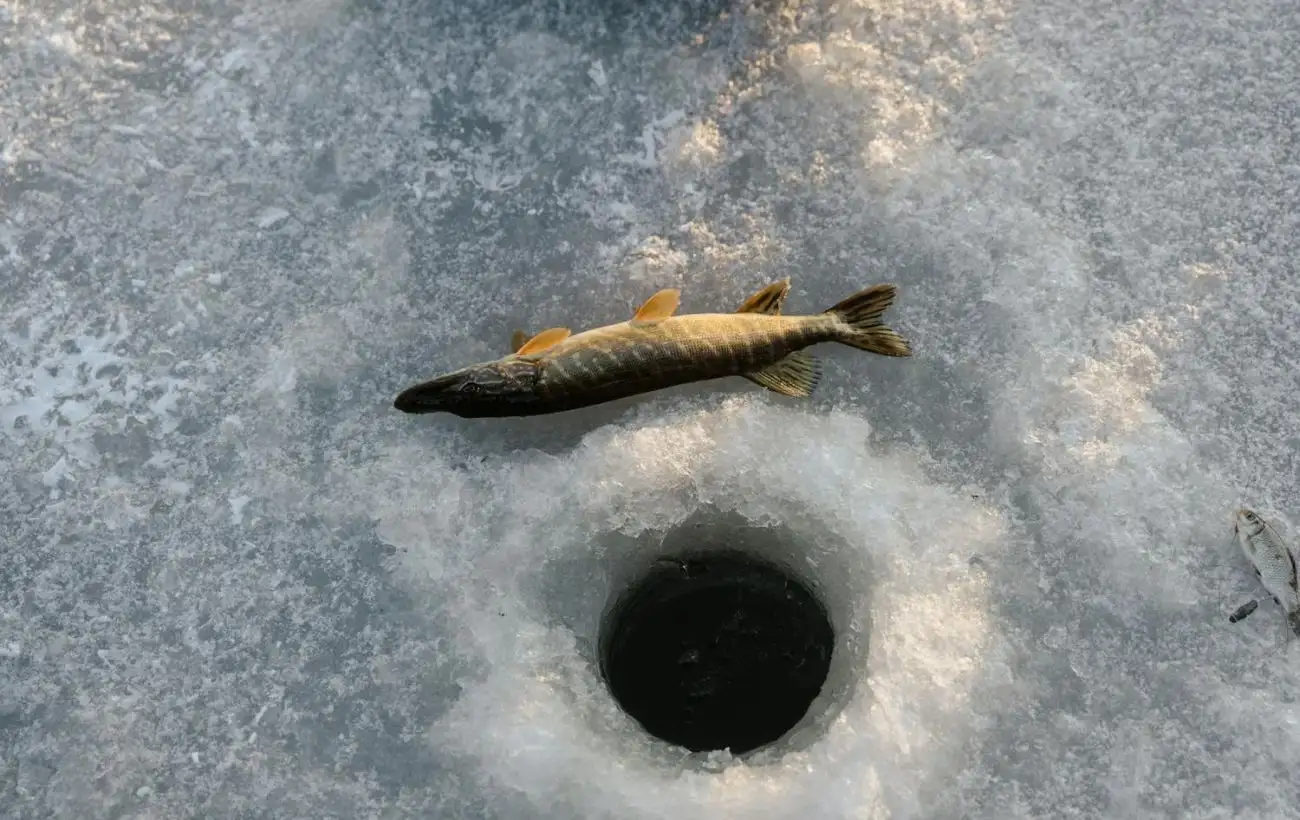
[4,0,1300,818]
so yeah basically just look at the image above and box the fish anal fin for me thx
[743,351,821,398]
[516,327,571,355]
[510,329,529,353]
[632,288,680,323]
[736,279,791,315]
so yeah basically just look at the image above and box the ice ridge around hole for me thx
[5,0,1300,817]
[378,401,1008,818]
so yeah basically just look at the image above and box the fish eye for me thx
[460,382,482,395]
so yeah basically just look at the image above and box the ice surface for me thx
[4,0,1300,817]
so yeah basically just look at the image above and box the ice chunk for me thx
[256,207,291,229]
[229,495,251,524]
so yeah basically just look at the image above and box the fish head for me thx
[1234,508,1267,541]
[393,358,541,417]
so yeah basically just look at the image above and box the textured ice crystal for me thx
[4,0,1300,818]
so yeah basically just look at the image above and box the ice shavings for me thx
[6,0,1300,816]
[378,400,1014,819]
[1,310,198,441]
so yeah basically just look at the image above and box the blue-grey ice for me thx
[4,0,1300,817]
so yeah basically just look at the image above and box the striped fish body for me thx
[528,313,842,413]
[392,279,911,418]
[1234,508,1300,637]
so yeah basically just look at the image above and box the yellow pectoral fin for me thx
[510,329,530,353]
[515,327,572,355]
[631,288,681,323]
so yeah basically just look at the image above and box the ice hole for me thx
[597,513,842,755]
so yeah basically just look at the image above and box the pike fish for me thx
[1233,507,1300,638]
[393,278,911,418]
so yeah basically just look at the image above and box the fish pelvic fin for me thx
[743,350,821,397]
[736,279,791,315]
[516,327,572,355]
[825,283,912,357]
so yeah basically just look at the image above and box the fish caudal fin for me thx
[1287,609,1300,639]
[825,284,912,357]
[744,350,821,397]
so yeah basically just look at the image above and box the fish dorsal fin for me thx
[510,329,529,353]
[515,327,571,355]
[743,350,821,397]
[736,279,791,315]
[631,288,680,323]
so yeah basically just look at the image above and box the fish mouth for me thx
[393,373,461,414]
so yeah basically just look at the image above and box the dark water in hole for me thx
[600,551,834,754]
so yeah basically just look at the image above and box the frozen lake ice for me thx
[4,0,1300,817]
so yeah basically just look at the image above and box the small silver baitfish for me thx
[1234,507,1300,637]
[393,278,911,418]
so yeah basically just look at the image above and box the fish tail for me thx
[824,284,912,357]
[1287,608,1300,638]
